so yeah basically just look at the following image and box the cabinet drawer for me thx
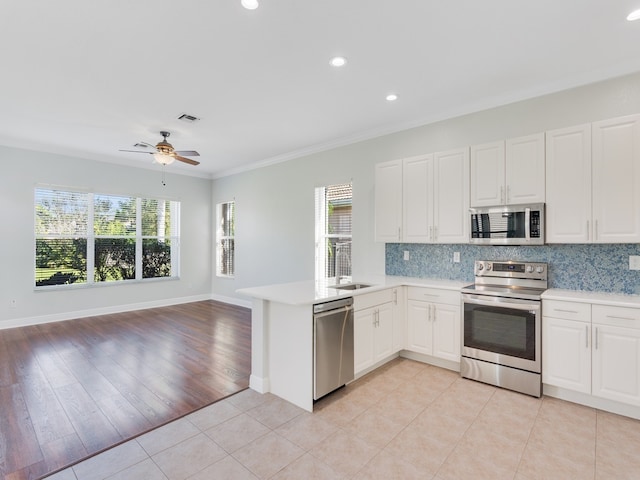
[407,287,460,305]
[543,300,591,322]
[354,288,394,311]
[593,304,640,329]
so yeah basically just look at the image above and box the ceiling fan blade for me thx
[174,150,200,157]
[174,155,200,166]
[139,141,157,148]
[119,149,153,154]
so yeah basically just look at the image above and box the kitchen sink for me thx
[329,283,373,291]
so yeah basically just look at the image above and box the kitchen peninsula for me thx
[237,276,466,411]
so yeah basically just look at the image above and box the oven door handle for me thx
[462,294,540,312]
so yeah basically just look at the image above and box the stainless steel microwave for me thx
[470,203,545,245]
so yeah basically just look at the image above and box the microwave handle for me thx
[525,207,530,240]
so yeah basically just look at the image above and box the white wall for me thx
[213,71,640,304]
[0,146,213,328]
[3,71,640,321]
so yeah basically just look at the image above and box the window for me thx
[216,201,235,277]
[315,183,352,283]
[35,188,180,287]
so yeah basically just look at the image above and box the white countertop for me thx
[239,278,640,308]
[542,288,640,308]
[237,275,468,306]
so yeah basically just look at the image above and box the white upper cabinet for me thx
[546,124,592,243]
[433,148,470,243]
[470,141,505,207]
[592,114,640,243]
[376,148,468,244]
[374,159,403,242]
[505,133,546,204]
[402,154,434,243]
[470,133,545,207]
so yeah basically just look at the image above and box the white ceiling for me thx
[2,1,640,178]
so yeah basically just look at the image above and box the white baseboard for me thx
[211,293,251,309]
[400,350,461,372]
[250,374,269,394]
[543,384,640,420]
[0,293,214,330]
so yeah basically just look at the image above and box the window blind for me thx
[35,187,180,287]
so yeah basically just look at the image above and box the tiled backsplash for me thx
[386,243,640,294]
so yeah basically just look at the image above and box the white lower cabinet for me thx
[543,300,640,407]
[406,287,460,363]
[592,306,640,406]
[354,288,402,374]
[542,302,592,394]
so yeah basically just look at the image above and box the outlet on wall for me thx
[630,255,640,270]
[453,252,460,263]
[403,250,410,261]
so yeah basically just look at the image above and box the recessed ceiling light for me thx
[386,93,398,102]
[330,56,347,67]
[241,0,259,10]
[627,8,640,21]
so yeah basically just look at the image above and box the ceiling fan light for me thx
[627,9,640,21]
[153,153,175,165]
[241,0,259,10]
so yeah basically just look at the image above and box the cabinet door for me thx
[432,303,460,362]
[592,114,640,243]
[374,159,403,242]
[373,303,394,362]
[402,154,433,242]
[542,316,591,393]
[505,133,545,204]
[406,300,432,355]
[433,147,470,243]
[545,124,592,243]
[354,308,375,373]
[470,141,505,207]
[391,288,405,353]
[592,323,640,406]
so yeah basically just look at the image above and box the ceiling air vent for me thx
[178,113,200,123]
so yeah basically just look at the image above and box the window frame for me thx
[34,186,180,289]
[216,200,235,278]
[315,182,352,283]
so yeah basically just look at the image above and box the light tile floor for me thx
[44,358,640,480]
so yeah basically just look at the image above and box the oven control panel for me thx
[474,260,547,280]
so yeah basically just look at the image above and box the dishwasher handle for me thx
[313,297,353,314]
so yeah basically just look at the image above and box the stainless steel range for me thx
[460,260,547,397]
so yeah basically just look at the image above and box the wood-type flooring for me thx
[0,300,251,480]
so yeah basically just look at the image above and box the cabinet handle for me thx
[398,227,401,241]
[393,289,398,305]
[595,327,599,350]
[429,226,433,241]
[422,293,440,297]
[586,220,590,242]
[506,185,510,203]
[595,220,598,240]
[554,308,579,314]
[500,186,505,204]
[605,315,636,321]
[586,325,589,348]
[434,226,438,241]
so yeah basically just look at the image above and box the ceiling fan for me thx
[120,131,200,166]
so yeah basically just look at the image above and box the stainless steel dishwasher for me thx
[313,297,354,400]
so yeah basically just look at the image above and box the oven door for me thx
[462,294,541,373]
